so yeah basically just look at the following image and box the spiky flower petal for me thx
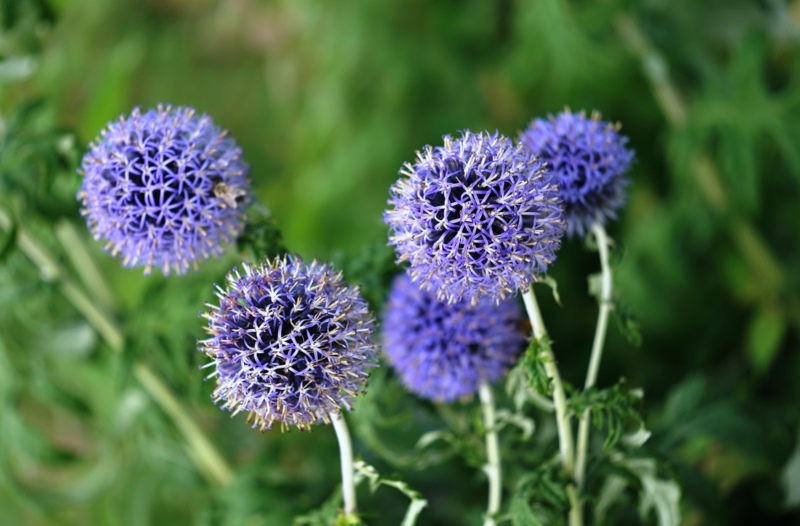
[382,274,524,402]
[78,104,250,275]
[199,255,377,431]
[519,109,634,237]
[384,130,565,304]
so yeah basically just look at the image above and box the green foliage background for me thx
[1,0,799,524]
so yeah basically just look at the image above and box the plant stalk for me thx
[331,411,358,519]
[521,286,574,474]
[521,285,582,526]
[479,381,502,526]
[575,223,613,489]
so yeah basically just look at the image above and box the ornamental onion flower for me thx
[77,104,250,275]
[384,131,565,304]
[519,109,634,238]
[382,274,524,403]
[199,255,377,431]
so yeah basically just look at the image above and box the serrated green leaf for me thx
[293,487,346,526]
[539,275,562,306]
[332,242,398,310]
[350,368,453,469]
[235,204,288,262]
[632,460,681,526]
[353,461,427,526]
[505,363,554,414]
[495,408,535,440]
[570,379,645,450]
[594,473,628,524]
[598,455,681,526]
[510,460,570,525]
[520,337,554,398]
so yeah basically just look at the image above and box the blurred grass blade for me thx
[0,206,234,487]
[55,219,116,311]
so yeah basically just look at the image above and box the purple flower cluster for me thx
[77,105,250,275]
[199,256,377,431]
[382,274,524,403]
[519,109,634,238]
[385,131,565,304]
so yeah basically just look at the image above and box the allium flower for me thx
[519,109,634,238]
[382,274,524,402]
[199,255,377,431]
[384,131,564,304]
[77,104,250,275]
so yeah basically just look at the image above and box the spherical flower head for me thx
[199,255,377,431]
[384,130,565,304]
[382,274,524,402]
[77,104,251,275]
[519,109,634,238]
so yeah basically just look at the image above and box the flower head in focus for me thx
[384,131,564,304]
[78,104,250,275]
[383,274,524,402]
[519,109,634,237]
[199,255,377,431]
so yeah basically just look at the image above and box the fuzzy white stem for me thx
[331,411,357,518]
[575,223,613,489]
[522,286,575,475]
[479,381,502,526]
[523,285,582,526]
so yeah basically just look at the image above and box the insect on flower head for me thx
[77,104,250,275]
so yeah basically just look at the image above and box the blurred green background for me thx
[1,0,800,524]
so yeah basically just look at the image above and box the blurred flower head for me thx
[384,131,564,304]
[78,104,250,275]
[382,274,524,403]
[519,109,634,237]
[199,255,377,431]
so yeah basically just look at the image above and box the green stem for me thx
[331,411,358,519]
[521,285,581,526]
[0,209,234,486]
[521,286,574,474]
[479,381,501,526]
[575,223,613,489]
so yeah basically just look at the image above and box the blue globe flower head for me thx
[199,255,378,431]
[77,104,251,275]
[382,274,524,403]
[519,109,634,238]
[384,130,565,305]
